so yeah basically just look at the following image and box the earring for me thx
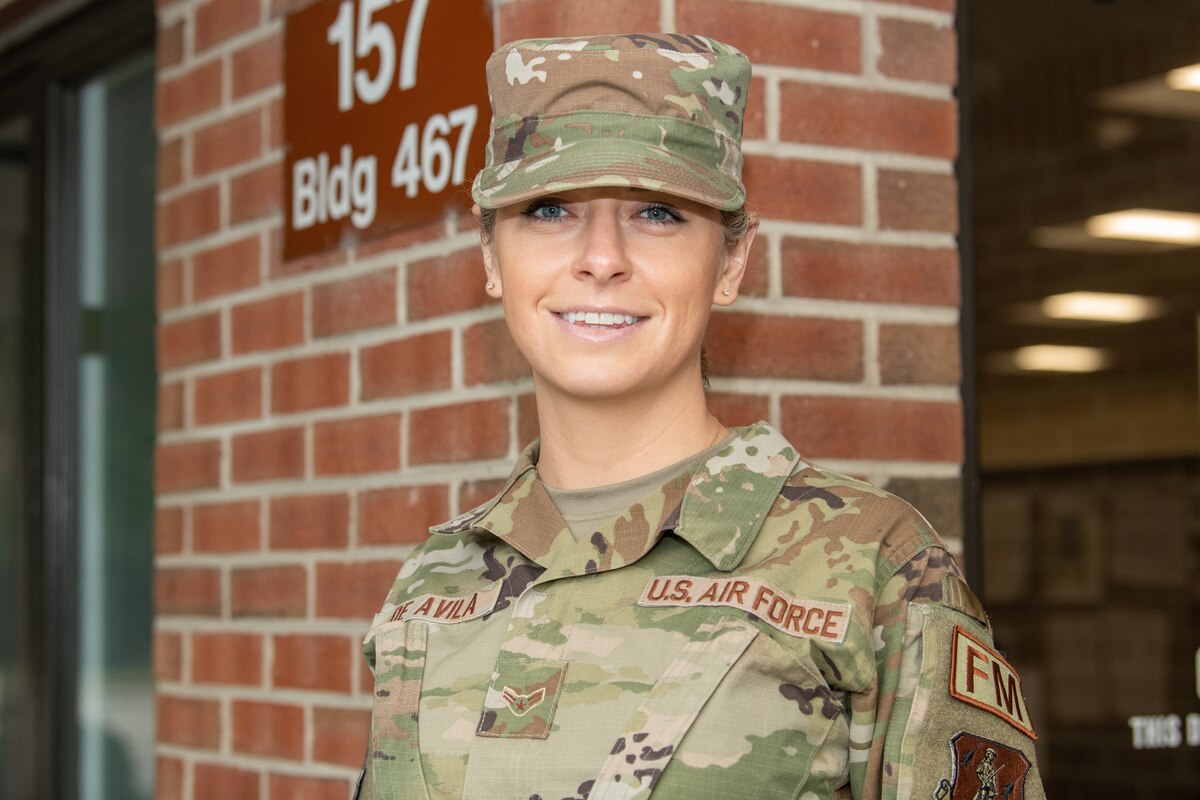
[486,281,495,291]
[721,287,731,296]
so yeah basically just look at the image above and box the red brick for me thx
[193,110,262,176]
[879,323,961,385]
[158,312,221,370]
[155,506,184,555]
[156,567,221,616]
[359,485,449,546]
[193,499,261,552]
[232,566,306,617]
[271,353,351,413]
[233,701,306,758]
[312,707,371,767]
[270,493,350,550]
[158,184,222,248]
[157,60,222,128]
[269,774,350,800]
[708,392,770,428]
[780,83,956,158]
[409,399,509,465]
[193,632,263,685]
[269,0,314,16]
[268,96,284,151]
[154,630,182,682]
[195,0,260,53]
[360,331,452,400]
[743,156,860,225]
[781,396,962,461]
[744,75,766,141]
[158,136,184,192]
[461,479,506,511]
[353,218,446,259]
[157,695,220,749]
[781,239,958,306]
[878,169,958,232]
[314,414,401,476]
[193,234,261,301]
[194,764,258,800]
[269,227,348,278]
[157,19,184,70]
[155,439,221,493]
[232,33,282,98]
[157,258,184,312]
[498,0,658,39]
[879,18,956,85]
[232,291,304,354]
[313,269,396,337]
[517,392,538,449]
[229,161,283,224]
[705,312,863,381]
[677,1,860,73]
[407,248,495,321]
[194,367,262,425]
[316,561,404,619]
[272,634,353,692]
[232,427,305,482]
[156,756,183,800]
[158,381,184,432]
[887,0,953,10]
[464,319,529,386]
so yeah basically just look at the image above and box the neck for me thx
[533,380,723,490]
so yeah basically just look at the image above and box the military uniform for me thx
[358,423,1044,799]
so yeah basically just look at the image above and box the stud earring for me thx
[486,281,495,291]
[722,287,732,296]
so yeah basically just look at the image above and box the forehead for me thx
[500,187,722,215]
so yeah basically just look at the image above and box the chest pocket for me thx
[588,610,849,800]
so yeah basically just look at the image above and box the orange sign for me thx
[283,0,494,259]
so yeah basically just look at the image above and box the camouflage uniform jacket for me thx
[359,422,1045,800]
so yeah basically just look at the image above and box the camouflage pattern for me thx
[358,422,1045,799]
[470,34,750,211]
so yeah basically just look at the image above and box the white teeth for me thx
[560,311,639,326]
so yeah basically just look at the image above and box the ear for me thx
[712,214,760,306]
[473,203,503,298]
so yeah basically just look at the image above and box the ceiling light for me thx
[1166,64,1200,92]
[1012,345,1111,373]
[1085,209,1200,246]
[1041,291,1166,323]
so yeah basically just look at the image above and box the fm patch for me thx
[949,626,1037,739]
[637,575,851,643]
[934,732,1031,800]
[388,582,501,625]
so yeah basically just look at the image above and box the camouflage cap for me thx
[471,33,751,211]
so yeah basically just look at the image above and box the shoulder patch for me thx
[936,732,1032,800]
[637,575,851,643]
[941,574,990,628]
[388,583,501,625]
[949,626,1037,739]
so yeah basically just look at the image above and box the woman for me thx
[358,33,1044,800]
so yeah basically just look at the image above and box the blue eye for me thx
[523,201,567,220]
[640,204,683,224]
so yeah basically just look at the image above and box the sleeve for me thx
[849,543,1046,800]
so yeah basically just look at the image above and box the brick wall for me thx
[152,0,959,797]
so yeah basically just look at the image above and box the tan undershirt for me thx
[542,432,738,541]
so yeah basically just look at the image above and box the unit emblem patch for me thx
[935,732,1031,800]
[500,686,546,717]
[949,626,1037,739]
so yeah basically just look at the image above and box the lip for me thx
[549,306,648,342]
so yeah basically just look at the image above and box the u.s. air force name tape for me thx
[950,625,1037,739]
[637,575,851,643]
[388,582,501,625]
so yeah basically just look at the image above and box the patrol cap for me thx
[471,33,751,211]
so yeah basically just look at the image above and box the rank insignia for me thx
[500,685,546,717]
[936,732,1031,800]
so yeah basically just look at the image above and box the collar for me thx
[429,421,800,573]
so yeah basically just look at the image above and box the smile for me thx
[556,311,642,327]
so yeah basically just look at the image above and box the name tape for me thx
[950,626,1037,739]
[637,575,851,643]
[389,582,501,625]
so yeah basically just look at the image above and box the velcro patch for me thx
[637,575,851,643]
[950,626,1037,739]
[388,582,501,625]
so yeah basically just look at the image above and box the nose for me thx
[573,208,630,284]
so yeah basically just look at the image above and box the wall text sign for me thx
[284,0,493,259]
